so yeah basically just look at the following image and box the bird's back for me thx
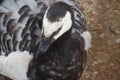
[0,0,47,55]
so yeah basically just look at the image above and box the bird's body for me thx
[27,0,91,80]
[0,0,91,80]
[29,30,88,80]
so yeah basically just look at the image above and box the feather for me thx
[0,0,47,54]
[0,0,48,79]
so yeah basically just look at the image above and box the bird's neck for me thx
[48,28,72,50]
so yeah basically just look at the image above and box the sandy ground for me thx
[79,0,120,80]
[0,0,120,80]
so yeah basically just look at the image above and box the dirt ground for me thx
[0,0,120,80]
[79,0,120,80]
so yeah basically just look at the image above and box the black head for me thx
[35,2,73,55]
[47,2,71,22]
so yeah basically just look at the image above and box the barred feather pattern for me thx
[0,0,88,56]
[0,0,47,56]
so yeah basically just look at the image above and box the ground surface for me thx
[0,0,120,80]
[79,0,120,80]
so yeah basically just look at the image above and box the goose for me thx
[27,0,91,80]
[0,0,47,80]
[0,0,91,80]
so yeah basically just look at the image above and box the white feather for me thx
[81,31,91,50]
[0,6,9,13]
[1,0,19,12]
[0,51,33,80]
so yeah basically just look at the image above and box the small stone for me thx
[116,38,120,44]
[94,71,98,75]
[106,5,110,8]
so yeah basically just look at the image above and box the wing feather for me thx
[0,0,47,55]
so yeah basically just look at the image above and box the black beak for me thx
[36,35,53,55]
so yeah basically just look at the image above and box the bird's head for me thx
[36,2,72,55]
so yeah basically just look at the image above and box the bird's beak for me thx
[36,35,54,55]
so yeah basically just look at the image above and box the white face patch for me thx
[43,11,72,40]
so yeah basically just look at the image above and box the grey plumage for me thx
[0,0,47,55]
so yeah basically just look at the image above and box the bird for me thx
[27,0,91,80]
[0,0,91,80]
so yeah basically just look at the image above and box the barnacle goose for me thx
[27,0,91,80]
[0,0,91,80]
[0,0,47,80]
